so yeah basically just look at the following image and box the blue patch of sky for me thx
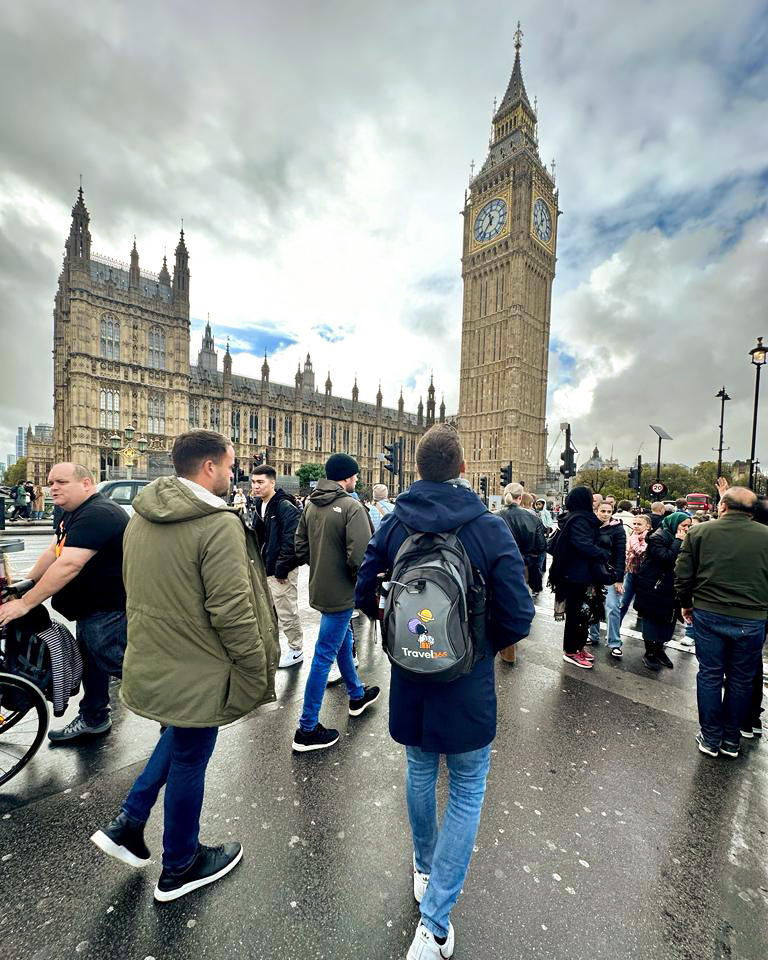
[190,320,297,357]
[557,169,768,289]
[313,324,348,344]
[548,337,576,393]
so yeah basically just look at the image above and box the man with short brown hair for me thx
[0,461,128,741]
[676,486,768,758]
[355,424,534,958]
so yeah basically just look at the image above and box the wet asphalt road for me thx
[1,543,767,960]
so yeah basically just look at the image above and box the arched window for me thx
[100,316,120,361]
[99,389,120,429]
[188,400,200,428]
[148,395,165,435]
[148,328,166,370]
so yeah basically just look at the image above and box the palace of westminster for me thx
[34,29,556,493]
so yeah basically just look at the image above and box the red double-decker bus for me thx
[686,493,712,512]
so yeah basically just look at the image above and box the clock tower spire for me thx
[458,25,558,492]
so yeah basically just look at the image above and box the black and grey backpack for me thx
[381,524,487,682]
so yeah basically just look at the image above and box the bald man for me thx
[0,463,129,741]
[675,487,768,758]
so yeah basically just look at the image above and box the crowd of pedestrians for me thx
[0,425,765,959]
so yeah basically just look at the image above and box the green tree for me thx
[4,457,27,486]
[296,463,325,490]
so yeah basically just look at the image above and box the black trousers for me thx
[563,583,589,654]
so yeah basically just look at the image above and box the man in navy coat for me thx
[356,424,534,960]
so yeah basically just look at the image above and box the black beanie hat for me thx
[325,453,359,482]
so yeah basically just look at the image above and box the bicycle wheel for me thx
[0,674,49,786]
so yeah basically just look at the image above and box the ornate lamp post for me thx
[748,337,766,491]
[110,424,148,481]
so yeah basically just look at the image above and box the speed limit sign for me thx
[650,481,667,495]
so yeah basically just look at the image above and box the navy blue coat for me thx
[355,480,535,754]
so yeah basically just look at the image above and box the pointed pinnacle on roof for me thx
[495,21,533,118]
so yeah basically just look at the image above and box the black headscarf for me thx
[564,485,594,513]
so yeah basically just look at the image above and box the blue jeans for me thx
[588,584,622,648]
[618,572,636,623]
[123,726,218,872]
[694,610,765,748]
[299,610,365,732]
[406,744,492,939]
[76,610,127,726]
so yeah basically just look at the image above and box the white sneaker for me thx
[413,853,429,904]
[278,649,304,669]
[326,656,359,685]
[406,921,454,959]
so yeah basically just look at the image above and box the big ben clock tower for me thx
[458,24,557,492]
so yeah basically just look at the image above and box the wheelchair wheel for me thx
[0,674,49,786]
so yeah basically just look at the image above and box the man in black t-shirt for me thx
[0,462,128,741]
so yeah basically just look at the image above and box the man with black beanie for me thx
[292,453,379,751]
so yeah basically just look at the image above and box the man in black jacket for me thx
[251,465,303,669]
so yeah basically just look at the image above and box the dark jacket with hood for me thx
[295,478,371,612]
[549,487,610,588]
[634,524,683,623]
[120,477,279,727]
[253,488,301,579]
[355,479,535,754]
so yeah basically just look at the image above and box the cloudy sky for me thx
[1,0,766,471]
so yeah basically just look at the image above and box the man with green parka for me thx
[90,430,279,902]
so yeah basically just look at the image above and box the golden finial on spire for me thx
[514,21,523,51]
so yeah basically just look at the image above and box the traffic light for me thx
[478,476,488,497]
[500,463,512,487]
[384,441,399,475]
[560,447,575,477]
[628,467,639,489]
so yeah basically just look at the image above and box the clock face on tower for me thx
[532,197,553,245]
[473,198,507,245]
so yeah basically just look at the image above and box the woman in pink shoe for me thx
[548,486,610,670]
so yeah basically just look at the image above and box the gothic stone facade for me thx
[458,30,556,492]
[53,190,439,487]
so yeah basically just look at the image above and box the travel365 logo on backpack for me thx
[381,526,487,681]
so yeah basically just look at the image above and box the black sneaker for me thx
[349,685,381,717]
[154,843,243,902]
[91,812,151,867]
[719,742,740,758]
[642,654,661,671]
[740,727,755,740]
[656,649,674,669]
[753,719,763,737]
[292,723,340,752]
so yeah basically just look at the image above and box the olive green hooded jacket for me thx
[120,477,279,727]
[295,478,371,612]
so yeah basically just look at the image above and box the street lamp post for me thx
[649,424,673,486]
[748,337,766,491]
[110,424,148,480]
[715,386,731,480]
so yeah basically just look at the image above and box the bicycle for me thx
[0,547,50,786]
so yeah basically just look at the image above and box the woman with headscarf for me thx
[633,511,692,671]
[548,486,611,669]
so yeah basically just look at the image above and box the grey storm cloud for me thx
[1,0,767,467]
